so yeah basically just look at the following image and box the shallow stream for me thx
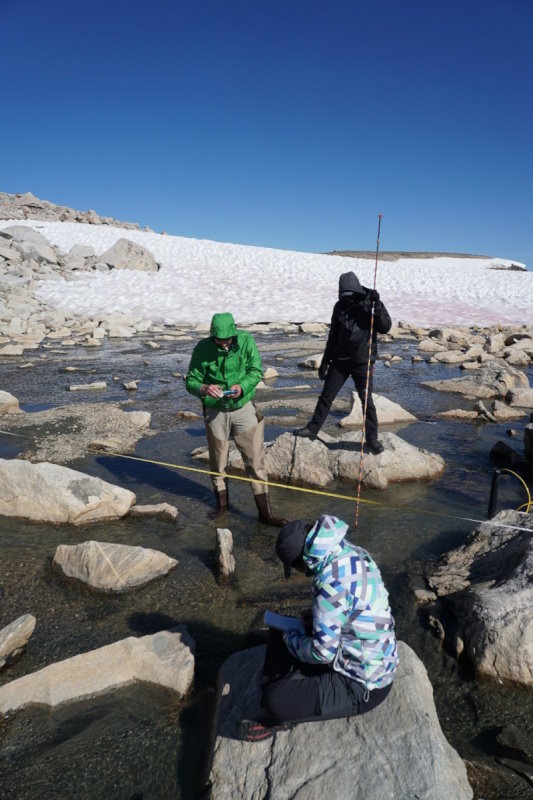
[1,332,532,799]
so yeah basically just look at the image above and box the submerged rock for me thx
[0,614,36,668]
[53,540,178,591]
[428,509,533,688]
[0,458,135,524]
[0,627,194,715]
[0,402,152,463]
[206,641,472,800]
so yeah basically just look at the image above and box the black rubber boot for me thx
[366,439,384,455]
[254,493,288,527]
[293,425,317,438]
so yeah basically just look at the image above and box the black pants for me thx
[307,361,378,441]
[261,629,392,723]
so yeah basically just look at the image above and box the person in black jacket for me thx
[294,271,391,454]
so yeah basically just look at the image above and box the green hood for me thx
[210,312,237,339]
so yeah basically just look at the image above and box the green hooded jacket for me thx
[185,312,263,410]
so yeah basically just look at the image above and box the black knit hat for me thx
[275,519,309,578]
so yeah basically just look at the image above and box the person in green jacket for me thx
[186,312,287,527]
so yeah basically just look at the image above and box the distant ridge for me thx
[326,250,490,261]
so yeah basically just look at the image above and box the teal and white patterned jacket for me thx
[284,515,399,690]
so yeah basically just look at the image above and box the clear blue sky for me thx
[2,0,532,264]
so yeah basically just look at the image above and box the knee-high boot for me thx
[254,492,288,528]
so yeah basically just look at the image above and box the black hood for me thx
[338,271,365,298]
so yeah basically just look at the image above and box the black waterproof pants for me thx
[307,361,378,441]
[261,630,392,723]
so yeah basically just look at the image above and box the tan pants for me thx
[204,402,267,494]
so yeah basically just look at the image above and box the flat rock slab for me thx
[0,402,152,463]
[340,392,416,427]
[0,614,36,668]
[423,362,529,399]
[0,458,135,524]
[427,509,533,688]
[129,502,178,521]
[0,627,194,715]
[194,431,444,490]
[206,641,472,800]
[53,540,178,591]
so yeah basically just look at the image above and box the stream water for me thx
[0,332,532,799]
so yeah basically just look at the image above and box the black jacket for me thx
[322,274,392,365]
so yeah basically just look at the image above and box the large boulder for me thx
[0,459,135,524]
[193,431,444,490]
[339,392,417,427]
[0,614,36,668]
[53,540,178,591]
[98,238,159,272]
[0,627,194,715]
[206,641,472,799]
[423,362,529,399]
[427,510,533,687]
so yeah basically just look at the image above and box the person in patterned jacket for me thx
[241,514,398,739]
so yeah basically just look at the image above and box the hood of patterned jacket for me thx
[303,514,349,573]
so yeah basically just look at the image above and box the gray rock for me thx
[0,458,135,524]
[506,388,533,408]
[53,540,178,591]
[340,392,416,427]
[215,528,235,580]
[0,390,21,415]
[0,614,36,668]
[129,502,178,521]
[428,509,533,687]
[0,627,194,715]
[423,362,529,399]
[99,238,159,272]
[206,641,472,799]
[193,431,445,490]
[299,322,328,333]
[297,353,323,369]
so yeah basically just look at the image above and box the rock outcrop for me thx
[0,459,135,524]
[206,641,472,799]
[193,431,445,490]
[427,509,533,687]
[0,627,194,715]
[0,391,21,415]
[53,541,178,591]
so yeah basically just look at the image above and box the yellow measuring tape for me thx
[94,450,533,532]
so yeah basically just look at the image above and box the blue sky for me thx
[2,0,532,264]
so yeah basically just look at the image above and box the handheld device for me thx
[222,389,238,397]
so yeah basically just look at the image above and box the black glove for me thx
[368,289,380,303]
[318,361,329,380]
